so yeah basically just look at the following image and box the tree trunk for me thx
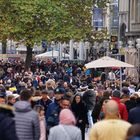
[2,39,7,54]
[25,45,33,70]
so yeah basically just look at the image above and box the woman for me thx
[71,94,88,140]
[48,109,82,140]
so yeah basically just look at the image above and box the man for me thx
[89,100,131,140]
[83,83,96,127]
[128,97,140,124]
[46,88,70,132]
[0,92,18,140]
[14,89,40,140]
[111,90,128,120]
[36,90,52,116]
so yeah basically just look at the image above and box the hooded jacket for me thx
[112,97,128,121]
[83,89,96,110]
[14,101,40,140]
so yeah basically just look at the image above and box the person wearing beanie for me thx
[48,109,82,140]
[111,90,128,121]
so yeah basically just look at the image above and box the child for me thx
[7,95,16,106]
[34,105,46,140]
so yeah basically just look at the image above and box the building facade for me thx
[119,0,140,81]
[119,0,140,41]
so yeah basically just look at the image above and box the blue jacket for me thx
[46,100,60,131]
[128,105,140,124]
[36,99,52,116]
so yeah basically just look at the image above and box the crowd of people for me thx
[0,59,140,140]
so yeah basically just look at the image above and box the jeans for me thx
[87,110,93,127]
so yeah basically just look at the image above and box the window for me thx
[136,0,140,23]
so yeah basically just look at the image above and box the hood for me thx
[59,109,76,125]
[14,101,32,112]
[86,89,95,97]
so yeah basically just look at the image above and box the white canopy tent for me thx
[35,50,69,59]
[85,56,134,90]
[85,56,134,69]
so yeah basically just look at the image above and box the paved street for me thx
[85,128,90,140]
[85,132,89,140]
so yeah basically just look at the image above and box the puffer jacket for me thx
[14,101,40,140]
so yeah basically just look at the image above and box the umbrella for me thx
[85,56,134,90]
[85,56,134,69]
[35,50,69,59]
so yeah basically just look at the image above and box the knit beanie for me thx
[112,90,120,98]
[59,109,76,125]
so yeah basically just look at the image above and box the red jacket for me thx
[112,97,128,121]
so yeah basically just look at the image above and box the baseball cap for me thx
[54,88,66,94]
[112,90,120,98]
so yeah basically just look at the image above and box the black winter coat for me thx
[0,110,18,140]
[128,105,140,124]
[71,102,88,125]
[83,89,96,110]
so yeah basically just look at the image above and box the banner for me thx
[93,8,103,28]
[110,0,119,28]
